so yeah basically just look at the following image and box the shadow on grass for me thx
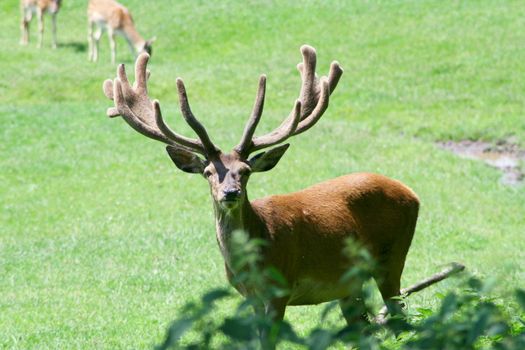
[58,41,87,53]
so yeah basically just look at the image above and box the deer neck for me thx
[213,193,261,268]
[122,24,145,53]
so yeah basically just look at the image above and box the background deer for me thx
[102,46,419,331]
[20,0,61,49]
[87,0,155,64]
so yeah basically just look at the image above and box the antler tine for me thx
[234,75,267,155]
[297,45,318,115]
[102,53,209,155]
[133,52,149,92]
[328,61,343,94]
[250,99,302,153]
[103,79,119,117]
[153,100,209,155]
[291,77,329,135]
[175,78,220,155]
[112,77,174,144]
[246,77,328,151]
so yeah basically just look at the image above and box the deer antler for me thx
[102,53,219,156]
[235,45,343,156]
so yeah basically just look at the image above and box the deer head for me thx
[141,37,156,56]
[49,0,62,13]
[102,45,343,211]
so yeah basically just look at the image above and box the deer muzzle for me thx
[221,189,241,202]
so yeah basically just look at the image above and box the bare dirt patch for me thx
[437,139,525,186]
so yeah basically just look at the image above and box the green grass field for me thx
[1,0,524,348]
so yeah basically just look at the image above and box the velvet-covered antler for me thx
[234,45,343,156]
[102,53,219,156]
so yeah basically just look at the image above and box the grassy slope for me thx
[1,0,524,348]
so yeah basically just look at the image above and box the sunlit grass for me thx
[1,0,524,348]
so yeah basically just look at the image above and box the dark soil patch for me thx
[437,139,525,186]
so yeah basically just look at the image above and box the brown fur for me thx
[87,0,154,63]
[250,173,418,303]
[20,0,61,48]
[205,154,419,321]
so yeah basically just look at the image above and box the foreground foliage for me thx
[158,232,525,350]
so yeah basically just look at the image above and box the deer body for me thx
[87,0,154,64]
[218,173,418,309]
[101,46,419,335]
[20,0,61,48]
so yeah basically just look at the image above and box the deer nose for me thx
[222,189,241,201]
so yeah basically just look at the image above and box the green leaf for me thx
[265,267,289,287]
[277,321,303,344]
[466,307,491,344]
[416,307,434,317]
[438,293,458,319]
[516,290,525,311]
[307,329,333,350]
[202,288,231,304]
[220,317,256,341]
[156,318,194,350]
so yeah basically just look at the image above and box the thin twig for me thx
[375,262,466,323]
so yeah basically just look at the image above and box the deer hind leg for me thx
[374,240,412,323]
[375,270,404,323]
[375,205,418,323]
[36,8,44,48]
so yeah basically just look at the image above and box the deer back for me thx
[248,173,419,296]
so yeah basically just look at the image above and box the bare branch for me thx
[374,262,466,324]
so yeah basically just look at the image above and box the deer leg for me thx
[108,28,116,64]
[51,13,57,49]
[87,21,94,61]
[20,6,33,45]
[37,8,43,49]
[92,26,103,63]
[375,269,405,324]
[259,297,287,350]
[339,291,369,326]
[20,12,30,45]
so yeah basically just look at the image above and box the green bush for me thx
[156,232,525,350]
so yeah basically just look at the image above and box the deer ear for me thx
[248,143,290,173]
[166,145,206,174]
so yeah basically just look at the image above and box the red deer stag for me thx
[101,46,419,328]
[20,0,61,49]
